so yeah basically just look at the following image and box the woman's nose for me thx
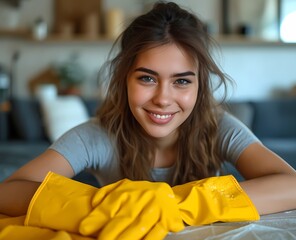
[152,84,173,107]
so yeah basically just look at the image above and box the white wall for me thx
[217,44,296,100]
[0,0,296,100]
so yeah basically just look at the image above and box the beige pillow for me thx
[40,96,89,142]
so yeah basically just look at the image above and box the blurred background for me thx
[0,0,295,100]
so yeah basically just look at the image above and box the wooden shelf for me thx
[28,34,114,44]
[1,29,295,46]
[0,28,30,38]
[0,29,114,43]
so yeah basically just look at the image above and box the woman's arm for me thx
[0,149,74,216]
[237,142,296,215]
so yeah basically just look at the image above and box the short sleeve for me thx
[48,119,114,175]
[218,112,260,165]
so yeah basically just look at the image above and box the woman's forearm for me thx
[0,180,40,216]
[240,173,296,215]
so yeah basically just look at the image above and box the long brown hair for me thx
[98,1,231,185]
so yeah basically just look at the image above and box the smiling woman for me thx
[0,1,296,240]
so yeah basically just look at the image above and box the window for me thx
[280,0,296,42]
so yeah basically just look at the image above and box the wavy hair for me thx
[98,1,231,185]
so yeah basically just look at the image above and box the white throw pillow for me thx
[40,96,89,142]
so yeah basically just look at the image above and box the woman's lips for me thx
[146,110,176,124]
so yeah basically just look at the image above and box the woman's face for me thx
[127,43,198,141]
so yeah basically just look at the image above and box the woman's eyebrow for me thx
[134,67,158,76]
[172,71,196,77]
[134,67,196,77]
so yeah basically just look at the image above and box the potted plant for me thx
[55,54,86,95]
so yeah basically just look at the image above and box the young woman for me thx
[1,0,295,234]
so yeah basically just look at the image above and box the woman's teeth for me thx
[152,113,172,119]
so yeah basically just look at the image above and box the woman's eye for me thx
[138,75,155,83]
[175,79,191,85]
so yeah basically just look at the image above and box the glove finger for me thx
[112,202,160,240]
[97,215,139,240]
[91,180,126,207]
[161,204,185,233]
[79,207,110,236]
[144,222,169,240]
[81,191,149,237]
[99,202,160,239]
[80,180,131,236]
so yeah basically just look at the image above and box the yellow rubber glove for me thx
[0,225,72,240]
[79,179,185,240]
[25,171,98,233]
[0,225,94,240]
[25,172,184,240]
[0,215,25,231]
[172,175,260,226]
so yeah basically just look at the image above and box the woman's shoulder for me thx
[217,110,260,162]
[217,110,259,149]
[72,118,108,136]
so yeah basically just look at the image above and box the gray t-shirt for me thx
[49,112,259,186]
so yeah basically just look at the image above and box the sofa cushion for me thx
[0,140,49,181]
[10,98,46,141]
[40,96,89,142]
[252,99,296,138]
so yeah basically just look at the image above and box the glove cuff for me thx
[25,171,97,233]
[173,175,260,226]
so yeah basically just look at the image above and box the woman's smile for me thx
[147,110,176,124]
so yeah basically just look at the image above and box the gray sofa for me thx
[1,97,296,184]
[0,97,101,186]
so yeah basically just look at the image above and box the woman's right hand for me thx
[80,178,184,240]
